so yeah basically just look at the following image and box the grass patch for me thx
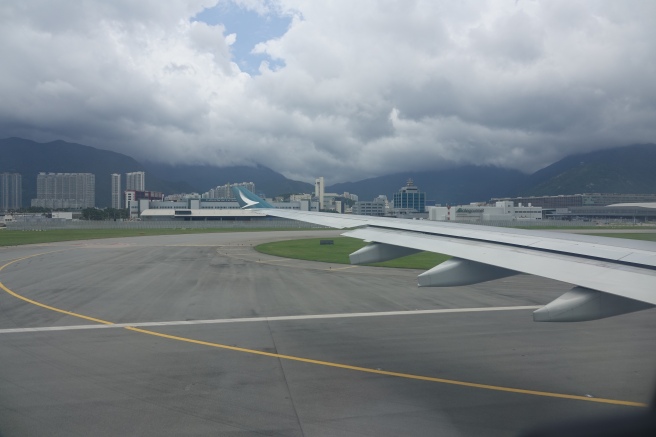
[587,232,656,242]
[255,237,450,269]
[517,225,656,230]
[254,232,656,269]
[0,228,323,247]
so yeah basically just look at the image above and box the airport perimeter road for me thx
[0,231,654,436]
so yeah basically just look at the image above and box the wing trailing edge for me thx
[236,188,656,321]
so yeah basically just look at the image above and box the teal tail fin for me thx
[232,186,274,209]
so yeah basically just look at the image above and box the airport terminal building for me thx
[547,203,656,222]
[429,201,543,222]
[490,193,656,223]
[492,193,656,208]
[136,198,319,221]
[428,200,656,224]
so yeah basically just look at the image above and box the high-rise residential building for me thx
[315,177,325,210]
[111,173,122,209]
[126,171,145,191]
[32,173,95,209]
[0,173,22,211]
[393,179,426,213]
[203,182,256,199]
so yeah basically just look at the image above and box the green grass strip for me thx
[255,237,450,269]
[587,232,656,242]
[517,225,656,230]
[255,232,656,269]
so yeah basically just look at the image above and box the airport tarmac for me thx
[0,230,654,436]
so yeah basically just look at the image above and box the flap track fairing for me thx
[349,243,420,265]
[533,287,655,322]
[417,258,518,287]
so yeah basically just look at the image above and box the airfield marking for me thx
[123,326,647,408]
[251,258,360,272]
[0,251,114,325]
[326,265,359,271]
[223,248,422,276]
[0,251,648,408]
[255,258,291,263]
[231,251,367,272]
[0,305,544,334]
[165,244,225,247]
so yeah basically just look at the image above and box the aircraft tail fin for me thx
[232,186,274,209]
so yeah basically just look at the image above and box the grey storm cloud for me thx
[1,0,655,183]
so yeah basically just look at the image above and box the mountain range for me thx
[0,137,195,208]
[333,143,656,203]
[521,143,656,196]
[1,137,655,208]
[142,162,314,199]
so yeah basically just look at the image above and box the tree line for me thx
[80,208,130,220]
[6,207,129,221]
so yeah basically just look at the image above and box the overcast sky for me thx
[1,1,655,182]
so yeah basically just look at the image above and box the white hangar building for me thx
[429,201,543,222]
[136,198,319,221]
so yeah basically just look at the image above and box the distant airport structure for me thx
[125,190,164,218]
[353,180,426,217]
[352,196,387,216]
[430,201,543,222]
[138,197,318,220]
[315,177,325,210]
[492,193,656,222]
[31,172,95,209]
[393,179,426,213]
[0,173,22,211]
[546,203,656,222]
[312,177,356,213]
[492,193,656,208]
[128,180,321,220]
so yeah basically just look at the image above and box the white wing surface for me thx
[257,208,656,322]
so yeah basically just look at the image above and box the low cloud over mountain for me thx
[1,1,655,183]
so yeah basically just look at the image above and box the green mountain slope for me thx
[525,144,656,195]
[0,137,195,207]
[1,137,313,207]
[4,137,655,209]
[328,166,527,205]
[142,162,314,197]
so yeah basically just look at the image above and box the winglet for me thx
[232,186,274,209]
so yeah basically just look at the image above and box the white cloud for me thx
[1,0,655,182]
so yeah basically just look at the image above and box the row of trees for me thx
[10,207,52,214]
[6,207,130,221]
[80,208,129,221]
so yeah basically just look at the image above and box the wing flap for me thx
[344,227,656,306]
[238,188,656,320]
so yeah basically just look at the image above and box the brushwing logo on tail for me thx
[238,190,259,209]
[233,186,273,209]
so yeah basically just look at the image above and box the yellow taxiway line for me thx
[0,252,648,408]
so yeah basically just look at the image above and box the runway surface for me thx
[0,230,654,436]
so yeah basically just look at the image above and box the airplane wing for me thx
[232,187,655,322]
